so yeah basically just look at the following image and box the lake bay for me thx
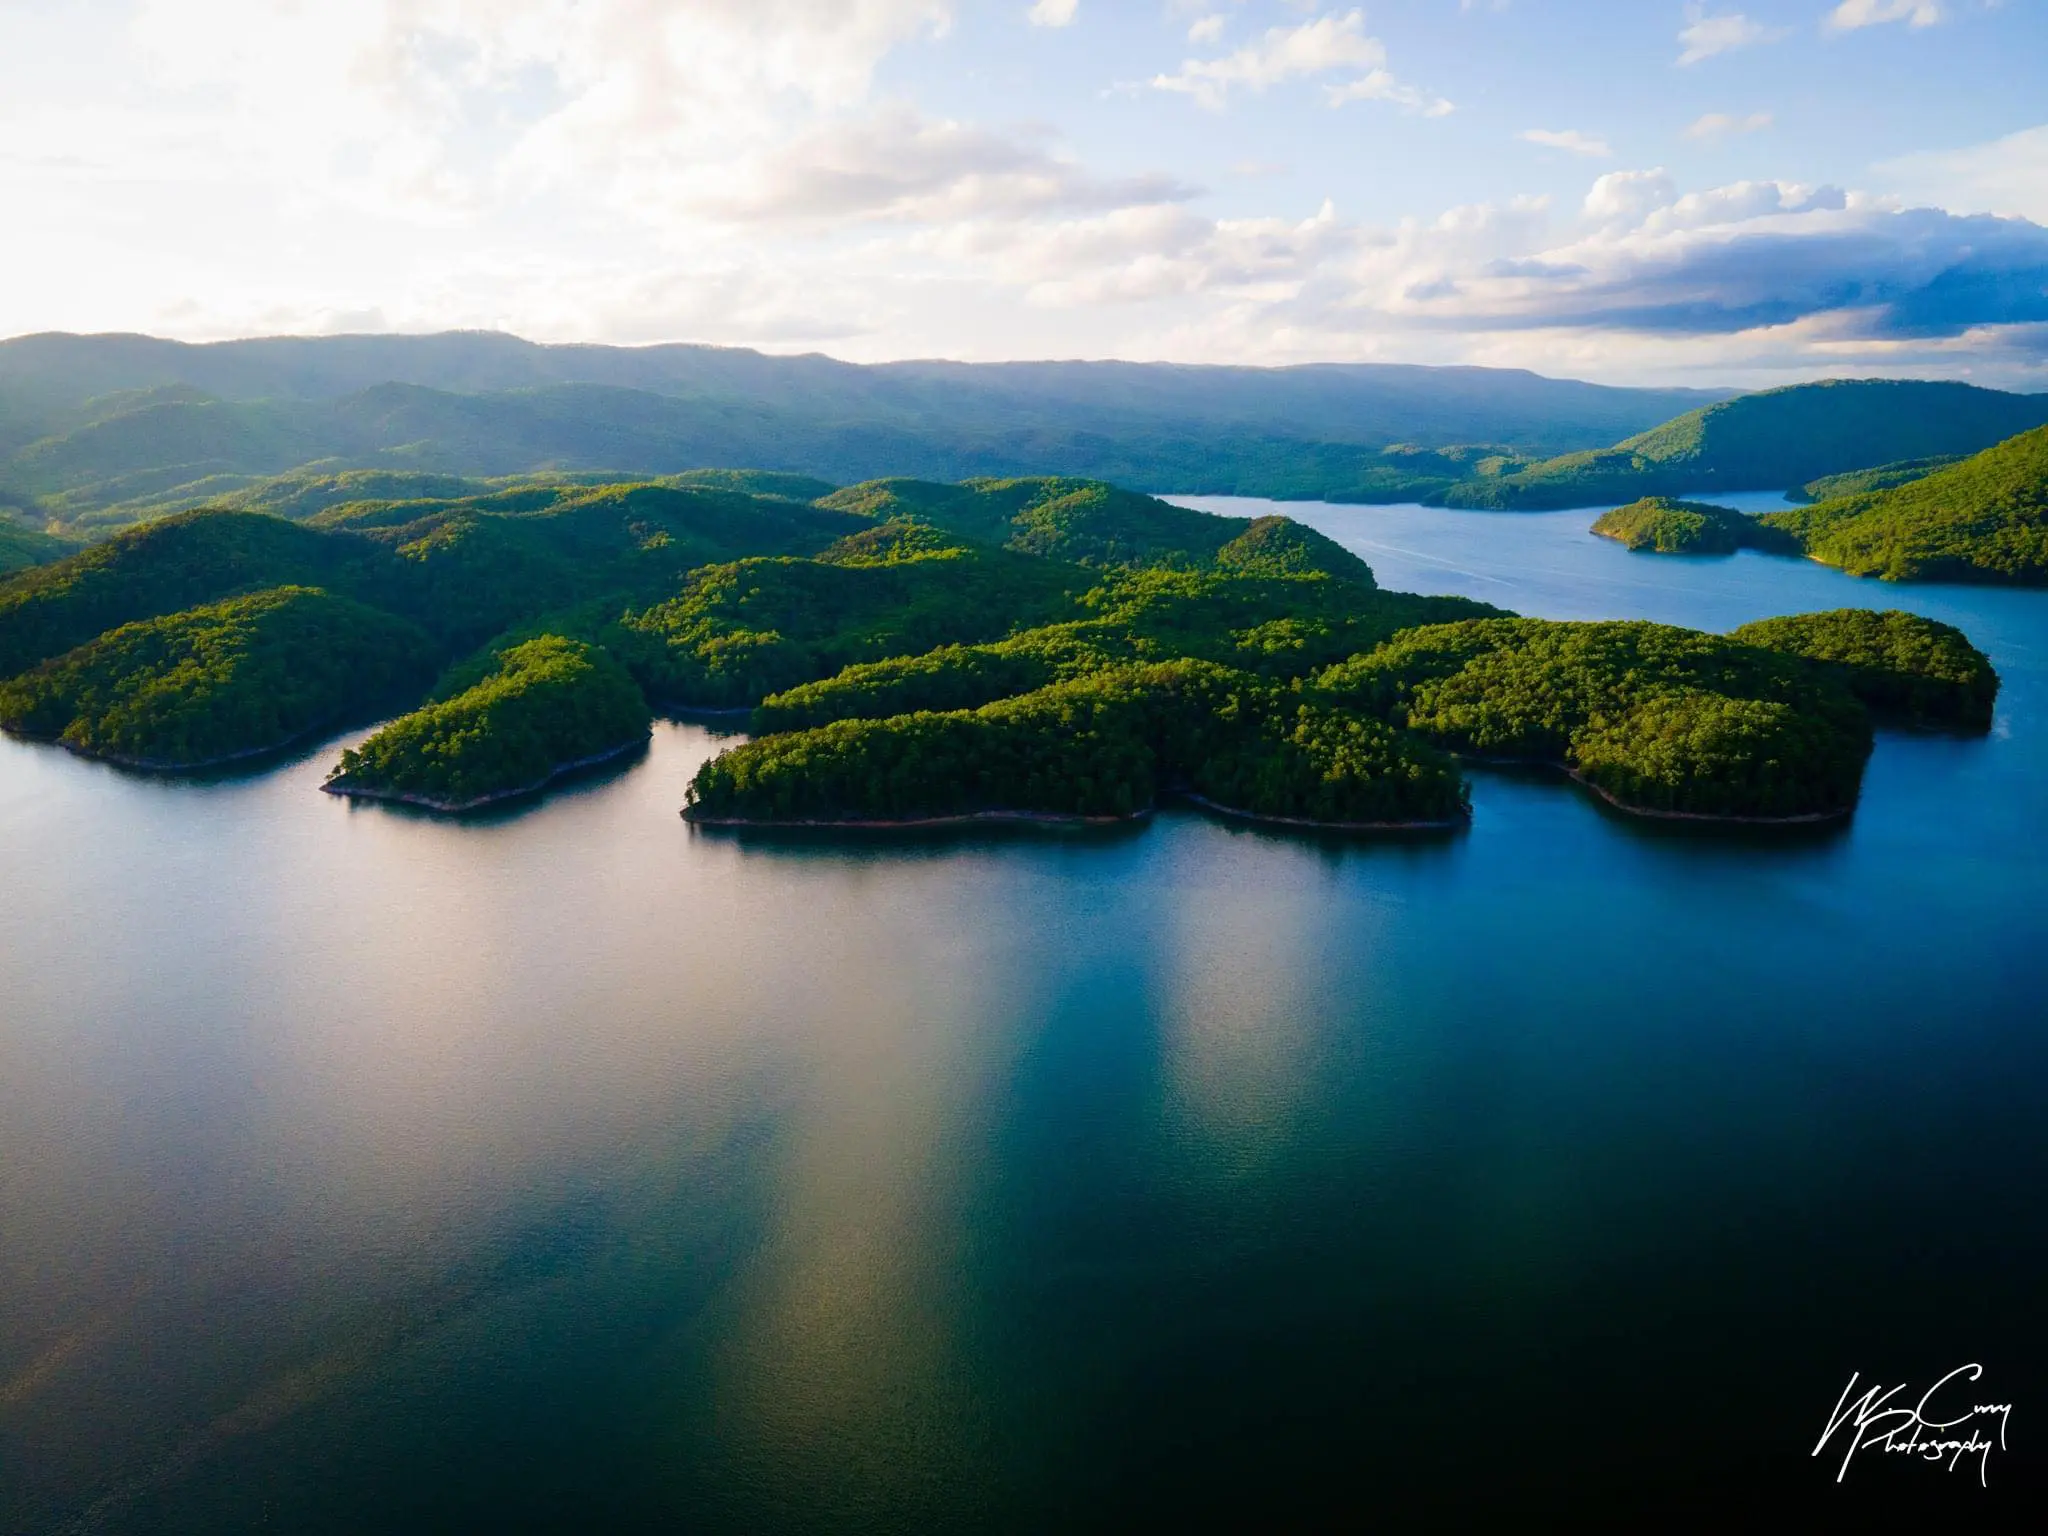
[3,499,2043,1528]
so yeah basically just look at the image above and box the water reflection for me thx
[3,499,2047,1528]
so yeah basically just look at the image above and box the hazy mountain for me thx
[0,332,1732,528]
[1441,379,2048,509]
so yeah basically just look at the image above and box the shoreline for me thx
[1454,751,1853,824]
[684,794,1467,835]
[1565,767,1852,825]
[1174,792,1467,833]
[6,719,349,774]
[323,736,650,813]
[684,806,1152,830]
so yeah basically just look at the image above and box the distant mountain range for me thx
[1440,379,2048,509]
[0,332,1727,529]
[4,334,2045,543]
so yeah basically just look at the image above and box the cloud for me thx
[1878,123,2048,224]
[114,0,959,220]
[1187,15,1227,44]
[7,0,2046,387]
[1375,184,2048,345]
[1676,10,1785,66]
[1685,111,1773,140]
[906,161,2048,384]
[1326,74,1456,116]
[688,106,1200,223]
[1151,9,1449,114]
[1520,128,1612,158]
[1027,0,1079,27]
[1826,0,1944,31]
[1583,169,1679,229]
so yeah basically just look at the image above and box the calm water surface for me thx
[2,501,2044,1529]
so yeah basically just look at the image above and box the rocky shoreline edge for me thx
[322,735,649,813]
[1454,752,1852,825]
[683,792,1469,835]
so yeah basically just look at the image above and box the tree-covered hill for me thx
[1440,380,2048,510]
[689,659,1473,829]
[816,477,1333,570]
[617,542,1082,710]
[1756,426,2048,583]
[1726,610,1998,730]
[0,465,2002,823]
[1590,497,1798,556]
[693,602,1997,828]
[0,586,432,767]
[1789,456,1963,504]
[1317,619,1874,820]
[0,521,73,574]
[0,510,399,679]
[324,635,650,810]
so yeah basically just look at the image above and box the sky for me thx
[1,0,2045,387]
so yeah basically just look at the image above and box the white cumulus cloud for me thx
[1826,0,1944,31]
[1027,0,1079,27]
[1521,128,1612,158]
[1685,111,1774,140]
[1676,9,1785,66]
[1878,123,2048,224]
[688,106,1200,224]
[1152,10,1449,114]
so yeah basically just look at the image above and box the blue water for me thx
[1,501,2043,1529]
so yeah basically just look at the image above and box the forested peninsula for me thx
[1755,425,2048,584]
[0,466,1997,827]
[1590,497,1795,556]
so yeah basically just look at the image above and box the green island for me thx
[0,467,2003,824]
[1589,497,1796,556]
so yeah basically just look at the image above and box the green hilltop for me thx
[1439,380,2048,511]
[1590,497,1797,557]
[1757,425,2048,583]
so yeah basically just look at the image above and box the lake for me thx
[2,499,2043,1529]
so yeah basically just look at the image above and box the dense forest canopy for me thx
[1757,426,2048,584]
[1315,619,1877,819]
[0,585,430,767]
[1789,456,1964,505]
[325,635,650,810]
[0,465,2003,822]
[1590,497,1796,557]
[1725,610,1999,730]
